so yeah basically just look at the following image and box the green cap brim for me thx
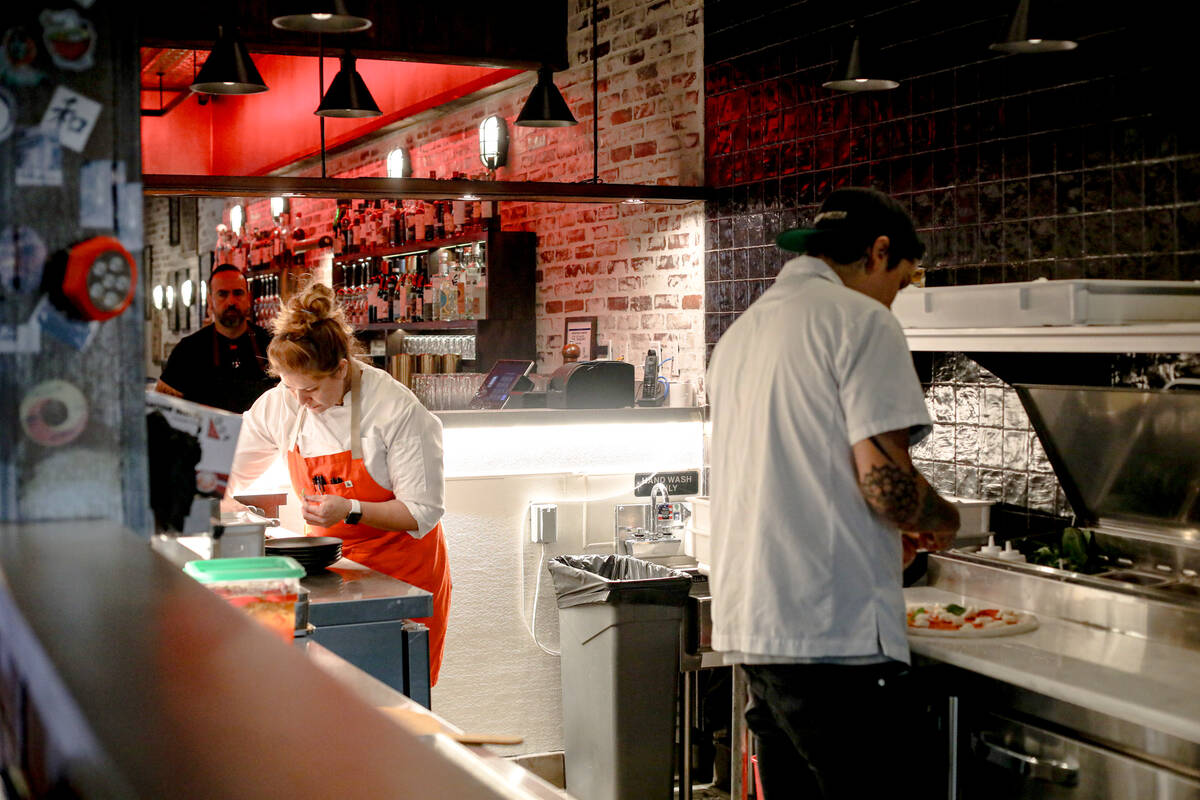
[776,228,820,252]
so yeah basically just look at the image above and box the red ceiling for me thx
[141,52,519,177]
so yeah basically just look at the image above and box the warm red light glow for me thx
[142,55,518,176]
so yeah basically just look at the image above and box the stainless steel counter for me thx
[0,519,568,799]
[302,557,433,625]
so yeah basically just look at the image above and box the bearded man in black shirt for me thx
[155,264,277,413]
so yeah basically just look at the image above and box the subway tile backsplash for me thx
[703,0,1200,526]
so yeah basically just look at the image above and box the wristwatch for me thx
[344,498,363,525]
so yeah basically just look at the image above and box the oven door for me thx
[960,712,1200,799]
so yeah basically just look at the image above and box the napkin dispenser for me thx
[545,360,635,409]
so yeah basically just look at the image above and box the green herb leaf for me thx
[945,603,966,616]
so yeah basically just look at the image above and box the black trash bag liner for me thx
[548,554,692,609]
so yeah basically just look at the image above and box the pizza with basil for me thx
[906,602,1039,638]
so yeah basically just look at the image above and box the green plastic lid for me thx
[183,556,305,583]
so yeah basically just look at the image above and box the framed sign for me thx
[179,197,199,254]
[168,197,181,246]
[564,316,597,361]
[142,245,153,320]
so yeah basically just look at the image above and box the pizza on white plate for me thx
[906,602,1039,638]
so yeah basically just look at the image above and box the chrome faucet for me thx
[650,481,670,538]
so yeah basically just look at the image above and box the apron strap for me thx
[350,362,363,461]
[287,403,307,451]
[286,362,362,458]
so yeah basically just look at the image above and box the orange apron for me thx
[285,367,452,685]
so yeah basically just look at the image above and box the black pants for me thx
[743,661,922,799]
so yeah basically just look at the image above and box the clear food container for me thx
[183,556,305,642]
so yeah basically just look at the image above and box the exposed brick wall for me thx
[703,0,1198,524]
[277,0,707,385]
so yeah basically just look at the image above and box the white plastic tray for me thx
[893,279,1200,329]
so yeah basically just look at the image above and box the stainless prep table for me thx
[301,558,434,708]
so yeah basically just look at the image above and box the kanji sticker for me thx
[39,10,95,72]
[14,128,62,186]
[40,85,100,152]
[0,27,44,87]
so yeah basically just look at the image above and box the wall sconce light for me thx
[152,284,164,310]
[515,66,577,127]
[230,204,244,236]
[386,147,411,179]
[164,284,175,309]
[989,0,1078,53]
[272,1,372,33]
[479,115,509,171]
[180,279,194,308]
[270,196,288,221]
[316,49,381,117]
[190,25,268,95]
[822,26,899,92]
[199,277,207,308]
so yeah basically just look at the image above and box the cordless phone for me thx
[641,349,660,402]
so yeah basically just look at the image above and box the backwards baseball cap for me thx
[776,187,925,262]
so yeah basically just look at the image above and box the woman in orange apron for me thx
[231,283,452,684]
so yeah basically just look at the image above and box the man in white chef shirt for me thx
[707,187,960,799]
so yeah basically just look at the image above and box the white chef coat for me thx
[707,255,932,665]
[230,361,445,537]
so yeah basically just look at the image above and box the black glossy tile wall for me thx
[703,0,1200,521]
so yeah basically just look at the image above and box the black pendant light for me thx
[190,25,268,95]
[273,1,372,33]
[822,27,898,92]
[515,66,577,128]
[989,0,1078,53]
[316,49,381,117]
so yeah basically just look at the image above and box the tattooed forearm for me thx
[861,463,961,538]
[860,464,920,525]
[868,435,900,466]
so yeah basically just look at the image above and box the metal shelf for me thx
[904,322,1200,353]
[358,320,480,333]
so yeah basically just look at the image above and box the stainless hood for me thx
[1016,384,1200,533]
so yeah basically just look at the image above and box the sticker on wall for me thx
[115,180,143,251]
[14,127,62,186]
[40,85,100,152]
[39,10,95,72]
[20,379,89,447]
[0,225,48,294]
[0,86,14,142]
[0,314,40,353]
[79,159,118,229]
[35,295,97,350]
[0,27,44,87]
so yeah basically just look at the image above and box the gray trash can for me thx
[548,554,692,800]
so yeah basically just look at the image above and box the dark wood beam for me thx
[138,1,569,71]
[143,174,709,205]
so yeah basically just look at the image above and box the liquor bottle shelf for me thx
[332,232,490,265]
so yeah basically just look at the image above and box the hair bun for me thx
[272,281,340,337]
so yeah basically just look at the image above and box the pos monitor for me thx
[468,359,535,409]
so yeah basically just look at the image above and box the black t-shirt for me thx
[159,324,277,413]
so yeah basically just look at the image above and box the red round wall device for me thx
[60,236,138,321]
